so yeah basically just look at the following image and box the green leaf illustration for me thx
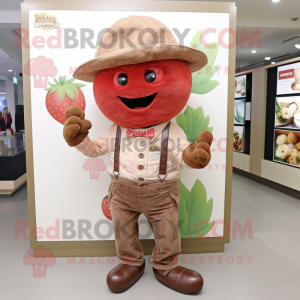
[57,86,65,101]
[178,179,192,212]
[176,113,192,141]
[189,180,207,234]
[201,43,220,70]
[178,179,215,238]
[44,77,86,101]
[234,111,244,124]
[241,78,246,87]
[198,221,215,237]
[59,76,66,85]
[178,192,189,237]
[274,144,287,162]
[193,65,220,86]
[189,29,202,49]
[191,80,220,95]
[190,29,220,95]
[176,105,213,142]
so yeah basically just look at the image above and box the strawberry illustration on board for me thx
[102,196,112,221]
[44,76,86,124]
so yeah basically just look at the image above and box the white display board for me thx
[277,62,300,95]
[27,10,229,241]
[235,74,246,98]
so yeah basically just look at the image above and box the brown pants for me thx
[108,175,181,270]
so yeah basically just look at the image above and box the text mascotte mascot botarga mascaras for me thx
[63,15,213,294]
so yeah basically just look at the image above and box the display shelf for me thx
[0,174,27,196]
[261,159,300,191]
[0,135,27,195]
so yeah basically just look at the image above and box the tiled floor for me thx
[1,173,300,299]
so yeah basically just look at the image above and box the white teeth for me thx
[36,74,39,81]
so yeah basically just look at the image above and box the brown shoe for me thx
[106,260,145,292]
[153,266,204,294]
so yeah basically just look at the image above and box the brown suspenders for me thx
[113,125,121,178]
[158,122,170,181]
[113,122,170,181]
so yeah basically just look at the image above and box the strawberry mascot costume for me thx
[63,16,212,294]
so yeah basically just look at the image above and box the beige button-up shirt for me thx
[76,121,192,181]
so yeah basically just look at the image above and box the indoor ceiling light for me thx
[8,69,12,72]
[265,57,271,60]
[252,50,257,53]
[295,44,300,49]
[272,0,280,2]
[271,62,276,64]
[0,92,6,94]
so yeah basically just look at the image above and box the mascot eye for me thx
[145,70,156,82]
[117,73,128,86]
[113,72,128,87]
[145,67,163,84]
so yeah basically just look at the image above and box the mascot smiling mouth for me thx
[118,93,157,110]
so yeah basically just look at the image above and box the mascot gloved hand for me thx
[65,15,213,294]
[182,131,213,169]
[63,107,92,147]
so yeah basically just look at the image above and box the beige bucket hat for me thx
[73,15,208,82]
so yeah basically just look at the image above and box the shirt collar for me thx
[121,121,170,145]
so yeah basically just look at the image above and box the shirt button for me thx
[139,153,144,159]
[138,177,144,181]
[139,140,145,146]
[138,165,144,170]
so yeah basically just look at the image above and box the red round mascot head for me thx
[74,15,207,128]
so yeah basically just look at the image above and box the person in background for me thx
[3,107,12,128]
[0,111,5,132]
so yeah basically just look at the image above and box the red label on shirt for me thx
[278,69,295,80]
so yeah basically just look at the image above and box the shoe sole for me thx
[154,276,202,294]
[109,271,144,293]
